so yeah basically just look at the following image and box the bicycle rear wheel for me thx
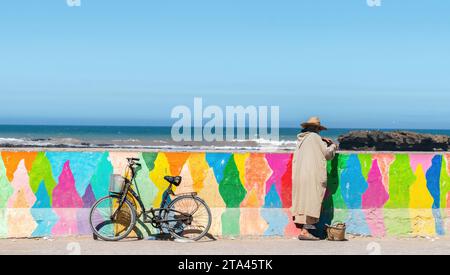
[89,195,137,241]
[163,195,212,241]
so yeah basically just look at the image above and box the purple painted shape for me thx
[362,160,389,209]
[82,184,97,208]
[77,209,92,235]
[52,161,83,208]
[265,154,291,195]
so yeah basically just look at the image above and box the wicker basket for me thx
[326,222,346,241]
[110,174,126,193]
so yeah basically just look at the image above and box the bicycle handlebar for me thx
[127,158,140,162]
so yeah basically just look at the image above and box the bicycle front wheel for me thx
[164,195,212,241]
[89,195,137,241]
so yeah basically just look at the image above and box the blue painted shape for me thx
[263,184,282,208]
[426,155,442,209]
[46,152,103,197]
[260,209,289,236]
[33,181,51,209]
[206,153,232,184]
[340,155,368,209]
[90,152,113,199]
[31,182,58,237]
[432,208,445,236]
[345,209,371,236]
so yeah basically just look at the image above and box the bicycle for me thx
[89,158,212,241]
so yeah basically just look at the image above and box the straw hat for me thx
[301,117,328,131]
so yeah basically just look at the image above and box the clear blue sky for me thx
[0,0,449,128]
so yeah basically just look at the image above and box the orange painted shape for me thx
[241,153,271,208]
[373,154,395,191]
[187,153,209,193]
[239,209,268,236]
[1,152,38,181]
[164,152,191,176]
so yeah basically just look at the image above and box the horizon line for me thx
[0,123,449,131]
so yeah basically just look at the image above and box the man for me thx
[291,117,337,241]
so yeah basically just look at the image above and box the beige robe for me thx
[291,132,337,224]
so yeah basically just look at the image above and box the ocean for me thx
[0,125,449,151]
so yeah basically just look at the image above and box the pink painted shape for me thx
[52,161,83,208]
[265,154,291,195]
[409,154,434,173]
[51,209,79,236]
[362,160,389,209]
[373,154,395,191]
[363,209,386,237]
[361,160,388,237]
[7,160,36,208]
[283,208,301,237]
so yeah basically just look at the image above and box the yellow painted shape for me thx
[410,209,436,236]
[234,153,250,188]
[409,164,434,209]
[197,168,225,208]
[7,209,37,238]
[149,153,171,207]
[187,153,209,193]
[409,164,435,236]
[13,191,28,209]
[242,189,260,208]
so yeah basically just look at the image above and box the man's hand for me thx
[322,138,335,146]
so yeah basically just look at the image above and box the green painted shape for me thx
[332,209,349,225]
[90,152,113,200]
[0,157,13,208]
[134,153,159,209]
[384,154,416,209]
[358,154,373,181]
[142,153,158,172]
[219,156,247,208]
[383,154,415,236]
[29,152,57,203]
[324,154,347,211]
[334,154,351,209]
[222,208,240,236]
[0,209,7,238]
[383,209,411,236]
[439,157,450,208]
[0,158,12,238]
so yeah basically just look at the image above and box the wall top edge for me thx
[0,147,448,155]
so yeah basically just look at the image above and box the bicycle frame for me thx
[111,161,197,228]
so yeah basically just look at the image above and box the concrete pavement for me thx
[1,236,450,255]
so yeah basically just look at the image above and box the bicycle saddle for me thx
[164,176,182,186]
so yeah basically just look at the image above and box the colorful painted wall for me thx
[1,151,450,238]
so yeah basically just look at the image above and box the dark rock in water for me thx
[338,131,450,151]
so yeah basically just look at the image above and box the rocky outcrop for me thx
[337,131,450,151]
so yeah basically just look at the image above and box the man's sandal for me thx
[298,232,320,241]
